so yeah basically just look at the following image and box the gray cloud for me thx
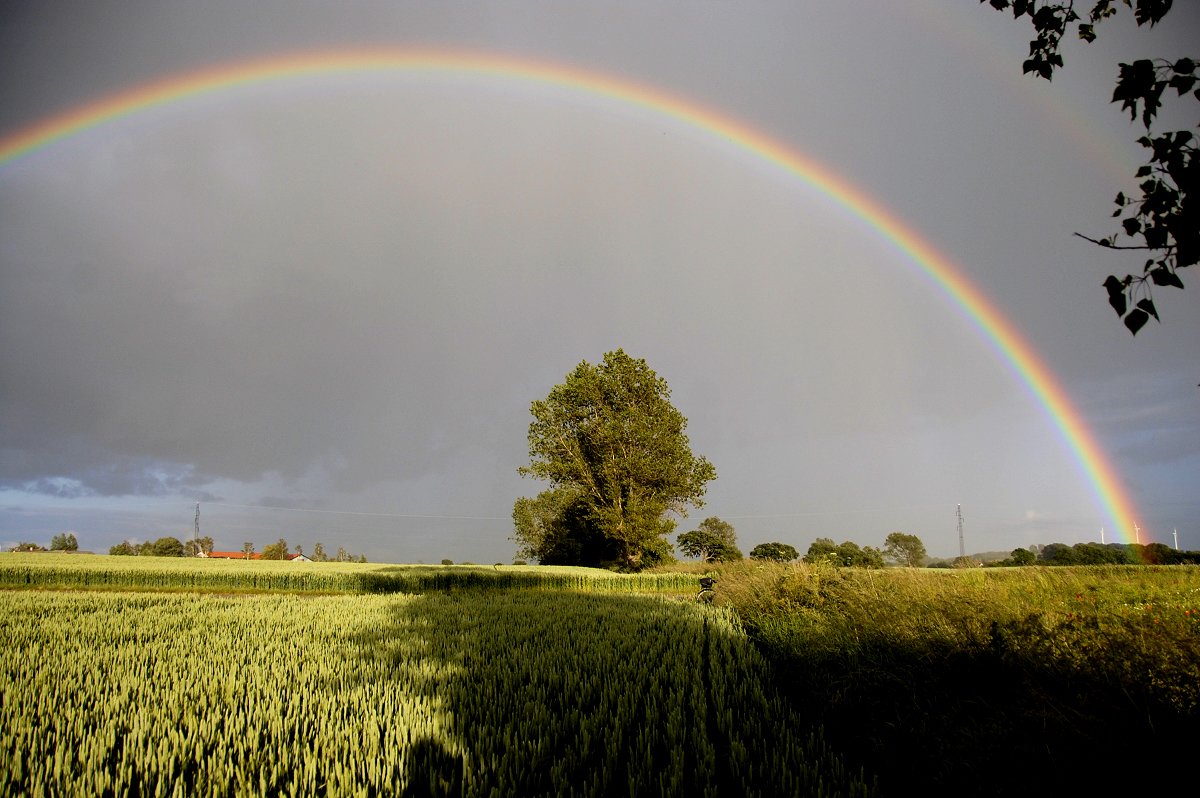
[2,0,1198,558]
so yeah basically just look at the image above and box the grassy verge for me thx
[699,560,1200,797]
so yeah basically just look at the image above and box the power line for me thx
[721,503,957,520]
[206,502,506,521]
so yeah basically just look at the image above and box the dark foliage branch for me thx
[985,0,1197,334]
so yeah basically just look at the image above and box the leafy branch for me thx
[984,0,1197,334]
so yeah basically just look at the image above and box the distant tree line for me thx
[667,521,932,570]
[11,532,81,552]
[992,541,1200,566]
[109,537,189,557]
[105,535,366,562]
[256,538,366,563]
[802,538,885,569]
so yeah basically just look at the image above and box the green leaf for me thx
[1103,275,1128,316]
[1136,297,1159,321]
[1150,266,1185,289]
[1169,74,1196,95]
[1133,0,1172,26]
[1112,60,1159,121]
[1144,225,1168,249]
[1123,307,1149,334]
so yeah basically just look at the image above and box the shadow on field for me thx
[347,590,872,798]
[348,567,551,594]
[401,738,464,798]
[760,631,1196,798]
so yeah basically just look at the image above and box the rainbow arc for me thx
[0,48,1141,542]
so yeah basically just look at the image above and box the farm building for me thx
[207,551,262,560]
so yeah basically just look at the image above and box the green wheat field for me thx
[3,554,1197,797]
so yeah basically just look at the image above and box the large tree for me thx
[515,350,716,570]
[983,0,1196,334]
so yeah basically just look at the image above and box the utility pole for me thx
[957,504,965,559]
[193,503,204,557]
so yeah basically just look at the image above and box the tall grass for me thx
[704,560,1200,796]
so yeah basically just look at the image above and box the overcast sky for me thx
[1,1,1197,562]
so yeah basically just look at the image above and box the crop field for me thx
[0,557,871,797]
[0,553,698,595]
[5,554,1198,797]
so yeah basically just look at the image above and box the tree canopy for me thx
[184,536,214,557]
[983,0,1196,334]
[803,537,884,569]
[677,517,743,563]
[145,536,184,558]
[107,536,186,557]
[50,532,78,551]
[749,542,800,562]
[512,487,610,566]
[261,538,290,560]
[884,532,928,567]
[1009,547,1037,565]
[514,350,716,570]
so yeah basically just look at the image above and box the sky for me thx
[1,1,1197,563]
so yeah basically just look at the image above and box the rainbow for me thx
[0,48,1141,542]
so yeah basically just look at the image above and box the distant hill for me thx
[926,550,1013,566]
[969,550,1014,564]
